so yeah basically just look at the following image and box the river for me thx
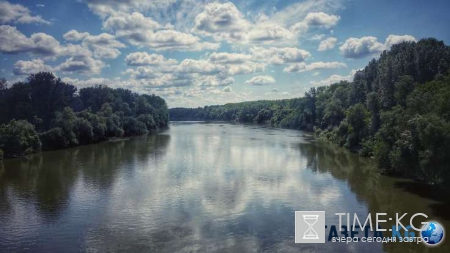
[0,122,448,252]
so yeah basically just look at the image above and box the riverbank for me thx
[0,127,169,160]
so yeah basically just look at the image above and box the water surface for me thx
[0,122,449,252]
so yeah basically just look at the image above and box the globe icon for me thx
[421,222,444,245]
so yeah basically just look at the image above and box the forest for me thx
[170,38,450,186]
[0,72,169,159]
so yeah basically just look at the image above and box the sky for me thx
[0,0,449,108]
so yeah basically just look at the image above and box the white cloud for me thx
[125,52,178,66]
[30,33,62,56]
[198,76,235,87]
[245,75,276,86]
[63,30,125,59]
[318,37,337,51]
[0,26,66,57]
[13,59,52,75]
[339,36,385,58]
[290,12,340,35]
[385,34,417,48]
[192,2,250,42]
[178,59,223,75]
[284,61,346,73]
[63,30,90,41]
[141,29,219,51]
[56,55,105,75]
[83,0,177,18]
[82,32,126,59]
[123,66,161,79]
[310,70,358,86]
[222,86,232,92]
[250,47,311,65]
[0,1,49,24]
[225,62,265,76]
[247,22,295,44]
[104,12,161,32]
[192,2,296,45]
[208,52,252,64]
[103,11,161,42]
[103,11,219,52]
[271,0,344,25]
[0,25,34,54]
[303,12,340,28]
[310,34,326,41]
[0,26,94,60]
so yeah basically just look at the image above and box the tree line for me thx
[170,38,450,186]
[0,72,169,159]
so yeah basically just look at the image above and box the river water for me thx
[0,122,448,252]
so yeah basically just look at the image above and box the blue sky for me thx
[1,0,449,108]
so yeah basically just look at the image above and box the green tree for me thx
[0,119,41,156]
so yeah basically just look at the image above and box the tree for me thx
[28,72,77,130]
[0,119,41,156]
[345,104,370,148]
[123,117,148,136]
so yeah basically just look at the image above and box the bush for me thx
[0,149,3,160]
[40,127,69,150]
[137,114,158,132]
[91,116,107,141]
[0,119,41,156]
[123,117,148,136]
[73,118,94,144]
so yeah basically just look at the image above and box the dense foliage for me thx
[170,38,450,185]
[0,73,169,157]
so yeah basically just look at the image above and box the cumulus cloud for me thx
[198,76,235,87]
[82,33,126,58]
[310,70,358,86]
[192,2,249,42]
[0,26,64,57]
[225,62,265,76]
[318,37,337,51]
[0,1,49,24]
[385,34,417,48]
[339,36,385,58]
[222,86,232,92]
[13,59,52,75]
[125,52,177,66]
[247,22,296,44]
[303,12,340,28]
[178,59,223,75]
[208,52,252,64]
[284,61,346,73]
[83,0,177,18]
[192,2,297,45]
[103,11,219,51]
[103,12,161,42]
[250,47,311,65]
[63,30,125,59]
[63,30,90,41]
[291,12,340,34]
[56,55,105,75]
[245,75,276,86]
[103,12,161,33]
[105,11,211,51]
[0,25,34,54]
[141,29,219,51]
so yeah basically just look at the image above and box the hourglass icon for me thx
[302,215,319,239]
